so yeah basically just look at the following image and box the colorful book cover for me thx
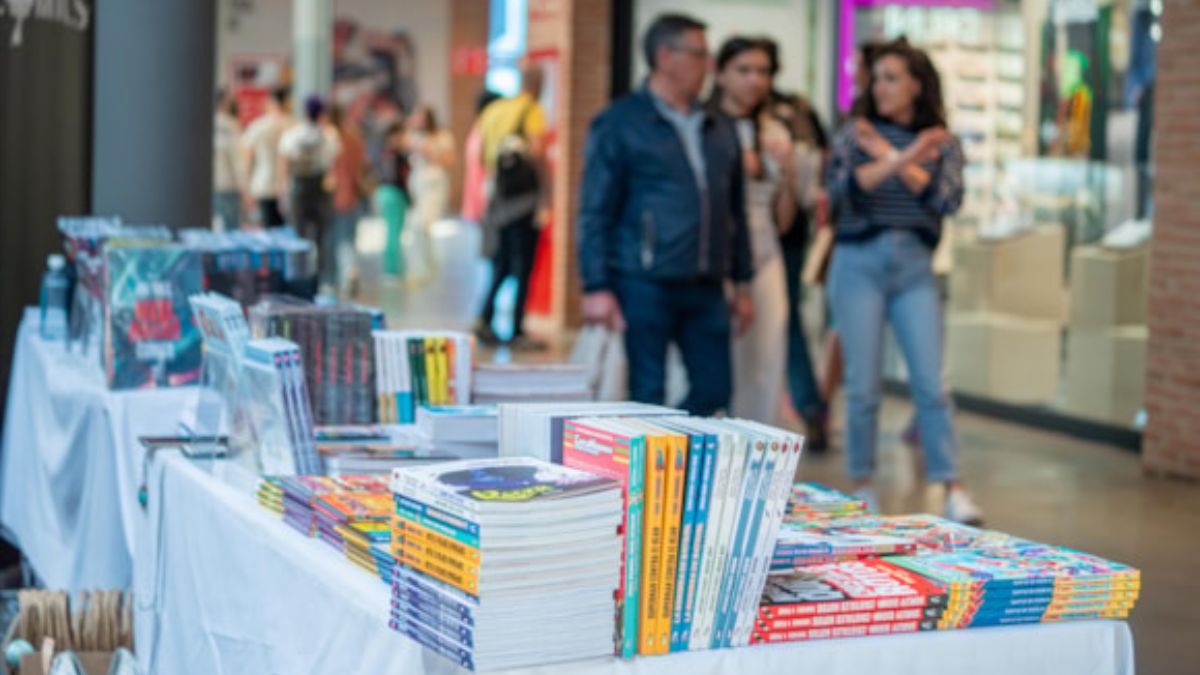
[104,244,203,389]
[688,426,745,650]
[654,430,687,655]
[889,545,1141,593]
[803,514,1033,555]
[562,419,645,659]
[424,337,438,406]
[758,559,951,621]
[750,617,938,644]
[711,431,768,648]
[640,434,667,655]
[680,430,718,648]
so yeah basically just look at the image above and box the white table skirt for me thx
[135,453,1136,675]
[0,309,195,593]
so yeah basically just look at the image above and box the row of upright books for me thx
[563,416,804,656]
[373,331,475,424]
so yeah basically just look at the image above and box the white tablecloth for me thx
[135,452,1137,675]
[0,309,195,593]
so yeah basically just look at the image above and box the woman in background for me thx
[329,105,368,296]
[711,37,797,425]
[402,105,456,286]
[825,39,982,523]
[375,120,410,279]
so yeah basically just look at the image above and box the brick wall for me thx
[1143,0,1200,480]
[448,0,490,211]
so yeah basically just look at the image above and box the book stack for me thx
[890,546,1141,629]
[179,227,316,306]
[416,405,499,458]
[373,331,474,424]
[497,402,682,463]
[471,363,591,404]
[388,457,624,671]
[771,520,917,572]
[258,474,389,536]
[250,296,377,425]
[784,483,870,523]
[242,338,320,475]
[316,424,463,475]
[313,491,395,579]
[752,559,948,644]
[797,513,1034,555]
[562,416,804,655]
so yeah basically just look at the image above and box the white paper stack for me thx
[471,363,592,404]
[498,401,683,463]
[389,457,623,671]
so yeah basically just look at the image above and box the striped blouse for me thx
[826,118,964,249]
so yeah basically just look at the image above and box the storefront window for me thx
[845,0,1157,430]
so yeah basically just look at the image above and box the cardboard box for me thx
[947,312,1062,404]
[1068,245,1149,328]
[1061,326,1147,425]
[949,226,1067,322]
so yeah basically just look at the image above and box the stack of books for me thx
[771,520,917,572]
[784,483,870,523]
[497,402,682,463]
[753,559,948,644]
[563,416,804,655]
[388,457,624,671]
[373,330,474,424]
[796,513,1034,555]
[416,405,499,458]
[258,474,388,536]
[316,424,466,475]
[179,227,316,306]
[241,338,319,475]
[313,491,395,580]
[251,296,378,425]
[891,546,1141,629]
[471,363,591,404]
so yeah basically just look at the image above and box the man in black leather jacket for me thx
[577,13,754,415]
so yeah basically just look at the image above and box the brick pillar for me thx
[553,0,611,329]
[448,0,490,211]
[1144,0,1200,480]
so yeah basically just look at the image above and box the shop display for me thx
[497,402,683,464]
[373,330,475,424]
[1063,326,1147,425]
[947,313,1061,404]
[178,228,318,306]
[388,457,624,671]
[1068,245,1149,328]
[251,296,378,426]
[949,226,1068,323]
[563,416,804,655]
[103,243,204,390]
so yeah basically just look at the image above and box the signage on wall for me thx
[0,0,90,48]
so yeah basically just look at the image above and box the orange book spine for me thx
[654,432,687,654]
[395,517,483,564]
[639,435,666,654]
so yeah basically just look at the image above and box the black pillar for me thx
[92,0,216,229]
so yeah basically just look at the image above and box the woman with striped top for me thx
[826,39,983,524]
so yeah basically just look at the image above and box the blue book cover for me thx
[680,432,717,648]
[667,430,704,651]
[393,494,482,538]
[717,435,776,647]
[710,436,766,648]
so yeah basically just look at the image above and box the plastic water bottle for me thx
[39,254,70,341]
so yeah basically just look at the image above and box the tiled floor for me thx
[368,222,1200,674]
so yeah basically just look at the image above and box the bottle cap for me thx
[48,253,66,270]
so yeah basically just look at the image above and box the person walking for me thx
[578,13,754,416]
[329,105,368,296]
[474,65,550,350]
[403,104,456,287]
[375,121,411,279]
[710,37,795,425]
[242,87,292,227]
[212,89,247,232]
[279,96,342,292]
[826,39,982,523]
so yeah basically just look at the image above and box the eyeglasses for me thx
[668,44,710,59]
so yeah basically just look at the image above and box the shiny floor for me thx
[368,221,1200,675]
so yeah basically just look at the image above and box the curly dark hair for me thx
[861,38,946,131]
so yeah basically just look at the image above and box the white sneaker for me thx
[851,486,880,514]
[944,487,984,526]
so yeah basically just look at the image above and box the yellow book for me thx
[398,549,480,597]
[639,433,667,655]
[438,337,451,404]
[424,337,439,406]
[655,430,688,655]
[395,517,482,564]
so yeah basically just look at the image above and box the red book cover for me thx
[757,559,949,621]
